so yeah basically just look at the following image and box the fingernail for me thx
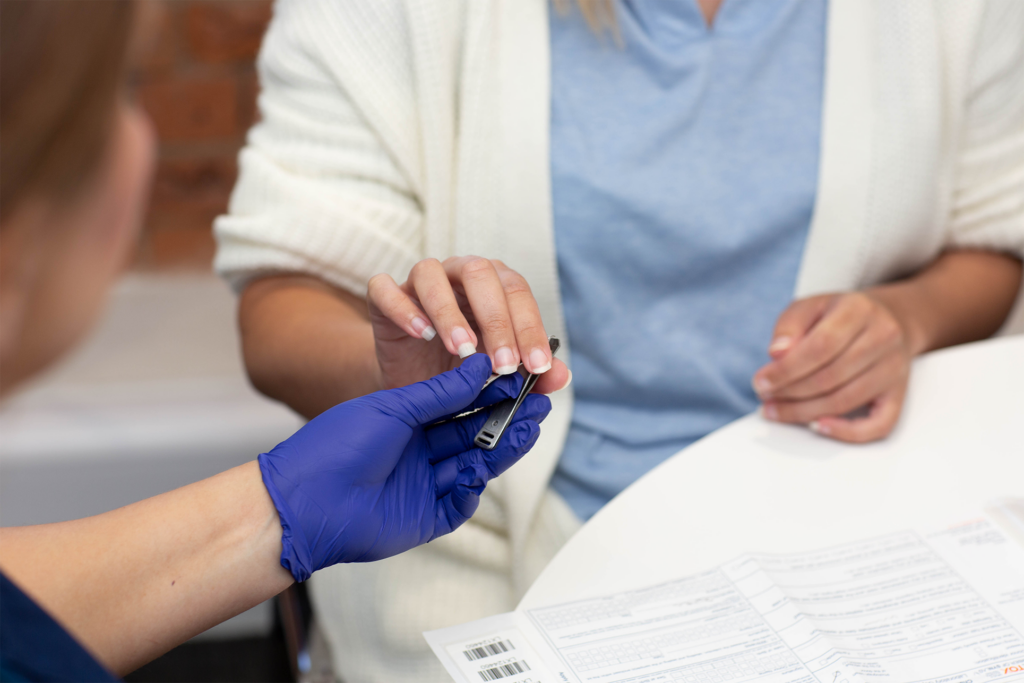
[762,403,779,421]
[411,317,436,341]
[563,369,573,389]
[529,348,552,374]
[494,347,517,375]
[752,376,772,396]
[768,336,793,354]
[451,327,476,358]
[808,420,830,436]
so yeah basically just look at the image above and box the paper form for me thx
[425,510,1024,683]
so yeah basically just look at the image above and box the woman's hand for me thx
[259,354,551,581]
[751,251,1023,443]
[751,292,917,443]
[367,256,571,393]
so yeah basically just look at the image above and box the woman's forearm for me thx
[239,275,381,418]
[868,249,1023,356]
[0,461,293,675]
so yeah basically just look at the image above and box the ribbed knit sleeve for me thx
[213,0,424,295]
[946,0,1024,258]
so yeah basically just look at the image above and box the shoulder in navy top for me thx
[1,572,118,682]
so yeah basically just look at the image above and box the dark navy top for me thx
[1,572,118,682]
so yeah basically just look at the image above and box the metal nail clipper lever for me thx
[474,336,560,451]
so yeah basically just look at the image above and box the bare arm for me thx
[0,327,551,673]
[0,461,293,675]
[870,249,1023,355]
[240,275,381,418]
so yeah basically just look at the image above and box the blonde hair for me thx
[553,0,619,36]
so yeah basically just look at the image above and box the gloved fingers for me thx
[464,372,524,413]
[433,463,488,538]
[426,393,551,463]
[478,419,541,478]
[385,354,494,427]
[432,420,541,497]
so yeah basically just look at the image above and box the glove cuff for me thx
[258,452,314,583]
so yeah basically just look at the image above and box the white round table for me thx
[520,336,1024,610]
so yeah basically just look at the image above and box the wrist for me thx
[864,283,932,357]
[257,453,316,582]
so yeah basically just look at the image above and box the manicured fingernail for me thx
[768,336,792,354]
[808,420,830,435]
[563,369,573,389]
[494,347,517,375]
[752,376,772,395]
[451,326,476,358]
[762,403,779,421]
[411,317,436,341]
[529,348,552,374]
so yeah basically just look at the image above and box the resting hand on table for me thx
[750,251,1024,443]
[259,354,551,581]
[367,256,571,393]
[752,292,914,444]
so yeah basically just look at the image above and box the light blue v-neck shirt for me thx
[549,0,828,521]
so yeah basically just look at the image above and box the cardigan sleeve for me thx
[945,0,1024,259]
[213,0,424,295]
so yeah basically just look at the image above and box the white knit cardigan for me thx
[215,1,1024,680]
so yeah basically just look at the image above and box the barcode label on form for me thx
[478,659,530,680]
[464,640,514,661]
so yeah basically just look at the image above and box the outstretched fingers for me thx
[366,272,437,341]
[408,258,480,358]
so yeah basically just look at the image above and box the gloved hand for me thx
[258,354,551,582]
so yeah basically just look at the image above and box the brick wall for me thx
[133,0,272,271]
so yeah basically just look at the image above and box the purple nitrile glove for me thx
[258,354,551,582]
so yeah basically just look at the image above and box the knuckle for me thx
[367,272,390,291]
[502,275,533,298]
[807,330,838,359]
[384,288,409,310]
[461,256,495,279]
[809,369,837,395]
[514,320,546,341]
[477,312,513,337]
[410,258,442,278]
[850,292,872,312]
[419,284,456,312]
[877,317,903,346]
[431,299,462,321]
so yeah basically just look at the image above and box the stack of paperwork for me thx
[427,501,1024,683]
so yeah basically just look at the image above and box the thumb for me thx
[433,463,488,538]
[386,354,493,426]
[768,294,835,359]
